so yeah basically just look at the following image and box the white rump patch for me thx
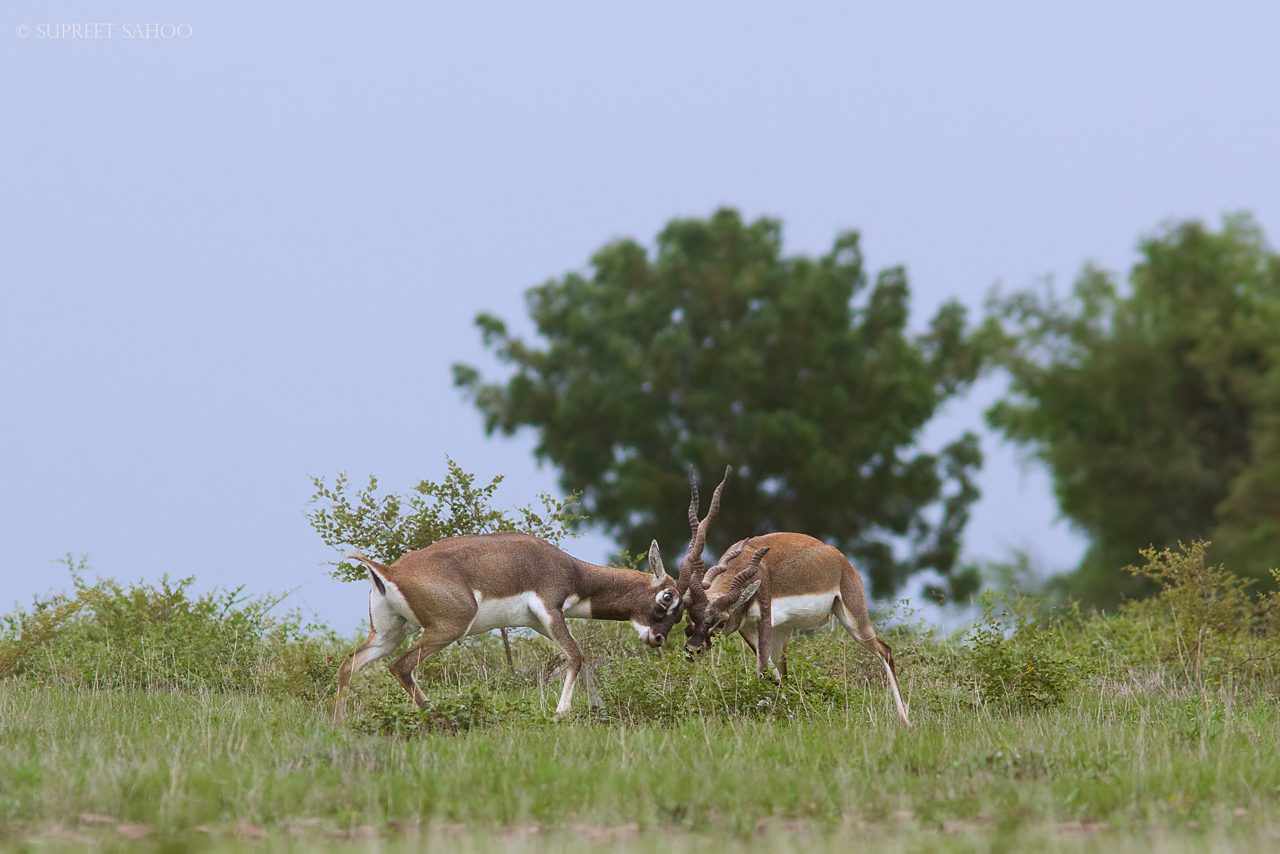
[374,577,423,630]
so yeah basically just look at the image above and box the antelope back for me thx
[706,532,846,599]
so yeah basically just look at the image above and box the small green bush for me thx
[965,592,1081,710]
[307,457,584,583]
[1119,541,1280,686]
[0,559,336,699]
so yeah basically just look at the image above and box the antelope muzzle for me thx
[683,626,711,660]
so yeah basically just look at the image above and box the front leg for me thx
[768,628,792,681]
[739,623,759,658]
[534,603,584,719]
[755,595,777,680]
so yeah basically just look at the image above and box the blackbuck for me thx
[332,467,732,723]
[683,533,911,726]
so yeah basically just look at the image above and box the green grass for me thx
[5,557,1280,851]
[3,642,1279,851]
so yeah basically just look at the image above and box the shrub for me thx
[1119,541,1280,686]
[965,592,1081,710]
[0,558,336,699]
[306,456,584,582]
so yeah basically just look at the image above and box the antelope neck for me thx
[571,562,657,620]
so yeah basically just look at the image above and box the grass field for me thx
[3,641,1279,850]
[3,556,1279,851]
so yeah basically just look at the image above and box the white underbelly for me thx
[468,592,539,635]
[769,592,837,631]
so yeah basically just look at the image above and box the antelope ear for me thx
[648,540,666,580]
[735,579,761,610]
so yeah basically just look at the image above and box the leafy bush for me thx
[307,456,584,582]
[0,558,336,699]
[0,560,85,679]
[965,592,1081,710]
[1118,541,1280,686]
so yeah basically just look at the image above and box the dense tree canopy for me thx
[454,209,986,598]
[987,215,1280,605]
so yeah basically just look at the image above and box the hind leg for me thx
[834,600,909,726]
[388,617,472,709]
[335,608,409,723]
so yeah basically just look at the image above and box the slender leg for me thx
[834,592,910,726]
[548,615,583,718]
[388,614,472,709]
[528,606,590,717]
[334,616,408,723]
[768,628,793,681]
[755,596,774,678]
[534,617,599,708]
[738,623,759,658]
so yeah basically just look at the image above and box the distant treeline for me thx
[450,209,1280,605]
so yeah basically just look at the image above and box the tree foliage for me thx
[307,457,584,583]
[453,209,986,598]
[986,214,1280,604]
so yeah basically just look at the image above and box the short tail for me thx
[346,552,388,595]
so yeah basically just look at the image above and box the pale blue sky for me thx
[3,2,1278,632]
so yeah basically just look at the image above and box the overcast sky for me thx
[3,2,1278,632]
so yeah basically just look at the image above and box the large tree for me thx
[453,209,985,598]
[987,214,1280,605]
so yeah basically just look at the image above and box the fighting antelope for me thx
[334,533,686,723]
[332,467,732,723]
[683,533,911,726]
